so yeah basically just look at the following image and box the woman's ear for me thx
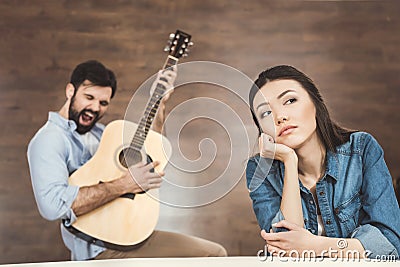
[66,83,75,99]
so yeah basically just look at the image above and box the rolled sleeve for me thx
[271,209,285,225]
[246,156,282,232]
[351,224,399,259]
[60,185,79,225]
[271,209,289,233]
[28,129,79,222]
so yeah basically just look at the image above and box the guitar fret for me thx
[144,109,159,116]
[131,137,144,144]
[130,142,142,149]
[130,143,142,149]
[146,102,160,109]
[145,107,159,114]
[134,133,146,140]
[135,124,147,132]
[131,140,144,147]
[130,141,143,147]
[154,87,165,94]
[133,130,146,137]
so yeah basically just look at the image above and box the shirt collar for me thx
[48,111,103,135]
[276,149,340,182]
[48,112,77,132]
[324,150,340,181]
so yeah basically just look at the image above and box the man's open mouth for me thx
[80,111,97,126]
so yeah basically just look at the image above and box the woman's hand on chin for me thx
[259,133,298,163]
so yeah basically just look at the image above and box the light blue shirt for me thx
[27,112,106,260]
[246,132,400,259]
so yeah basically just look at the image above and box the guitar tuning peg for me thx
[164,45,171,52]
[185,48,190,53]
[188,41,194,46]
[183,53,188,57]
[169,33,175,40]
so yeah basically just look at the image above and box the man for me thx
[27,60,227,260]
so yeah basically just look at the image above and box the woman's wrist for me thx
[313,236,328,256]
[282,150,298,166]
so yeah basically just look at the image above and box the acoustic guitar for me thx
[67,30,192,250]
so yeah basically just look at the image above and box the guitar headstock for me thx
[164,30,193,59]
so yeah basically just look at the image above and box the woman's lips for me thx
[278,126,297,137]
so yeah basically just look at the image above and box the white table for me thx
[1,257,398,267]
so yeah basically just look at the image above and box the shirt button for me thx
[326,219,332,225]
[319,191,325,196]
[309,200,314,205]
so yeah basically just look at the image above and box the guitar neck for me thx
[130,55,179,151]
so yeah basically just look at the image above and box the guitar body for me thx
[68,120,172,248]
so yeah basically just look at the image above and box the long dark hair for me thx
[249,65,355,152]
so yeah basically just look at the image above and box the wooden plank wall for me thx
[0,0,399,264]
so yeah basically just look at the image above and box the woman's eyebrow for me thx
[277,89,296,99]
[255,89,297,110]
[256,102,268,110]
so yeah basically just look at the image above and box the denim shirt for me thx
[246,132,400,259]
[27,112,106,260]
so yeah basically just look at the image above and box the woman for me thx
[246,65,399,259]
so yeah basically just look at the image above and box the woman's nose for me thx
[276,115,289,125]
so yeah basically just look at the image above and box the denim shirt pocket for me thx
[334,193,362,237]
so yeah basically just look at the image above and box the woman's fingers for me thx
[259,133,275,158]
[273,220,300,231]
[261,229,281,241]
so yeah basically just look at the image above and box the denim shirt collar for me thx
[325,150,340,181]
[276,149,340,186]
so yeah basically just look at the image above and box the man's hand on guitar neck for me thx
[71,161,164,216]
[151,66,177,134]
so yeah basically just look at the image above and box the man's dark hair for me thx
[70,60,117,98]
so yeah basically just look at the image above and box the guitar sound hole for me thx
[119,147,142,168]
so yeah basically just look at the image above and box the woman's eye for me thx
[285,98,297,105]
[261,111,272,118]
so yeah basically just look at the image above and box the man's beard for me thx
[68,96,101,134]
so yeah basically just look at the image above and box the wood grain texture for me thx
[0,0,399,264]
